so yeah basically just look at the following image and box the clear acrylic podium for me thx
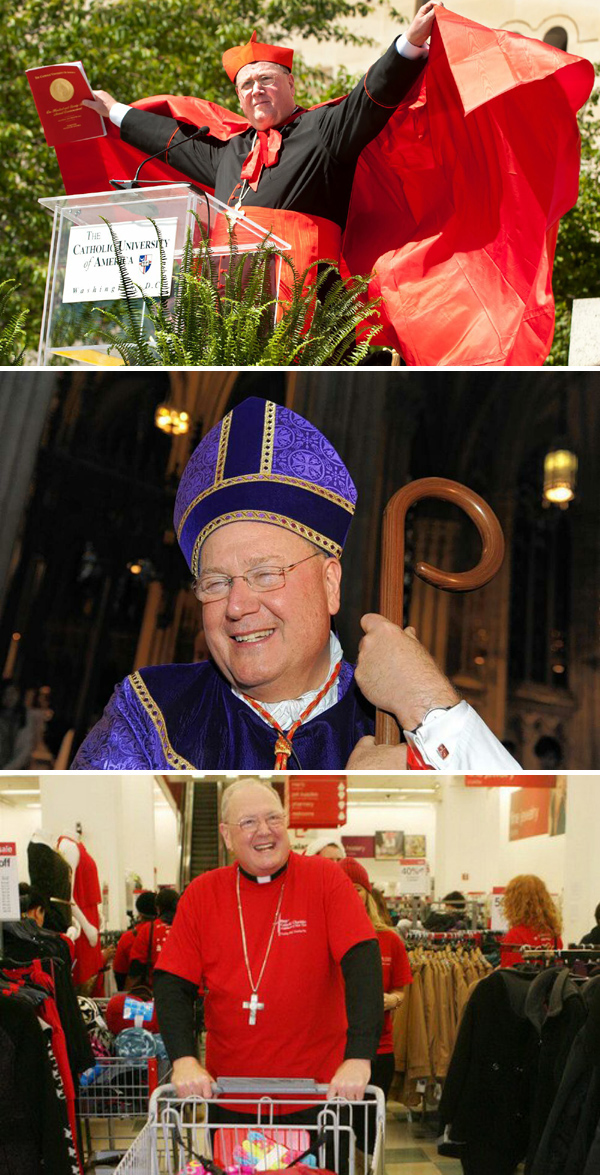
[37,183,290,366]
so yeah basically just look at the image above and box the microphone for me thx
[110,124,210,189]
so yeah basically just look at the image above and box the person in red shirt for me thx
[127,888,179,989]
[500,874,563,967]
[339,858,412,1102]
[112,890,157,990]
[154,780,383,1101]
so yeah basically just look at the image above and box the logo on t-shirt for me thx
[278,917,307,936]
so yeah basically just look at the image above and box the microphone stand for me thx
[110,124,210,189]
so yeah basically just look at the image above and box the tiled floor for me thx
[385,1103,463,1175]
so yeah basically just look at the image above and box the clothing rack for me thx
[519,946,600,962]
[391,897,485,932]
[405,929,503,945]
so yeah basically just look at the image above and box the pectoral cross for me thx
[225,204,246,225]
[243,992,264,1025]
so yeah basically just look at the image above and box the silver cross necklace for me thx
[236,866,286,1024]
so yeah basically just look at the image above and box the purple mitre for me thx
[174,397,357,575]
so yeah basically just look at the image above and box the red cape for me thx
[55,9,594,366]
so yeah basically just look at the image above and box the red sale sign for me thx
[509,788,551,840]
[342,836,375,858]
[287,777,347,827]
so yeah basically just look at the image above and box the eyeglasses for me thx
[237,73,284,95]
[227,813,287,834]
[195,551,322,602]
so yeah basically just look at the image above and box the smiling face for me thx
[197,521,342,702]
[220,782,290,876]
[235,60,296,130]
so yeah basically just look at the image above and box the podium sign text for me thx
[63,217,177,302]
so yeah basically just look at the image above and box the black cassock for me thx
[119,42,425,229]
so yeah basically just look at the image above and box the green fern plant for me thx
[93,216,381,366]
[0,280,29,365]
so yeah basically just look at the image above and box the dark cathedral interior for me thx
[0,370,598,769]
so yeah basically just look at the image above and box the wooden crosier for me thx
[376,477,505,745]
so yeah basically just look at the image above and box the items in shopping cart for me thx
[115,1027,159,1056]
[233,1129,318,1171]
[176,1164,331,1175]
[107,992,160,1033]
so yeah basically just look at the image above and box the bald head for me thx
[221,780,283,823]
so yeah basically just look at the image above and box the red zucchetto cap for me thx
[222,30,294,84]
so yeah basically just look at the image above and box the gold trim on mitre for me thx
[214,410,232,486]
[176,472,355,543]
[260,400,276,474]
[191,511,343,577]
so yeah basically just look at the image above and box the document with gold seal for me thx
[26,61,106,147]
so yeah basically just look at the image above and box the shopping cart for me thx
[77,1054,171,1170]
[114,1079,386,1175]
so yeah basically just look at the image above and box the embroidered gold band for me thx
[177,472,355,541]
[191,511,343,577]
[214,410,232,486]
[260,400,276,475]
[128,671,196,769]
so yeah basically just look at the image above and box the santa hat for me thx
[304,835,346,858]
[222,30,294,84]
[175,398,357,576]
[339,857,372,893]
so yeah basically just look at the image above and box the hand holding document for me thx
[26,61,106,146]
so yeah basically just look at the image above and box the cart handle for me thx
[149,1081,386,1115]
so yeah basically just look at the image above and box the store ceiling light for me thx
[0,788,40,795]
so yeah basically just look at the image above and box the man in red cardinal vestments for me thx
[71,5,594,364]
[81,4,435,313]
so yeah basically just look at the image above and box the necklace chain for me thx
[236,866,286,994]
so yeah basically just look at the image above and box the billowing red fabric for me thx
[347,9,595,364]
[210,205,341,316]
[53,10,594,366]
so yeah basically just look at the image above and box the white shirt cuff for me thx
[396,32,430,59]
[404,700,522,772]
[109,102,133,128]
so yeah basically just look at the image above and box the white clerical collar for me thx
[239,862,289,884]
[232,631,343,728]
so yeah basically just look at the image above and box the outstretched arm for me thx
[317,0,442,163]
[83,89,221,188]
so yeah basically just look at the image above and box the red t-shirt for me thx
[129,917,172,975]
[377,929,413,1054]
[158,852,376,1083]
[113,927,137,977]
[500,925,563,968]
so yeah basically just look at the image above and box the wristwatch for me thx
[410,704,456,735]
